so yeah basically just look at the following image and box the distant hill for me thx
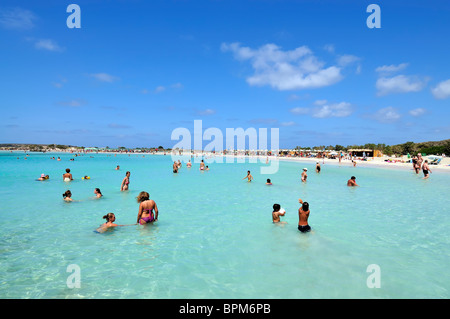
[0,143,80,151]
[390,139,450,156]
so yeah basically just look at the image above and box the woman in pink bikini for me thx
[120,171,130,191]
[136,191,158,225]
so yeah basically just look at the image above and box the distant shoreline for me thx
[3,149,449,173]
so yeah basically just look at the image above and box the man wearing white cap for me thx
[301,168,308,182]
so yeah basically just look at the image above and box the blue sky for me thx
[0,0,449,149]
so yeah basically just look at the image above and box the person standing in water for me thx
[272,203,286,224]
[347,176,359,186]
[120,171,130,191]
[200,159,205,171]
[63,168,73,182]
[136,191,159,225]
[301,168,308,182]
[173,161,179,173]
[298,198,311,233]
[422,160,432,179]
[243,170,253,182]
[315,162,321,173]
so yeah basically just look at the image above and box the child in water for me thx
[95,213,118,233]
[272,203,286,223]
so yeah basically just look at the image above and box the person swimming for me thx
[63,190,73,202]
[120,171,130,191]
[94,188,102,198]
[103,213,118,227]
[95,213,118,233]
[266,178,272,185]
[63,168,73,182]
[116,165,120,170]
[37,174,49,181]
[136,191,158,225]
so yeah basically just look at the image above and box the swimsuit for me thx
[140,209,155,224]
[298,225,311,233]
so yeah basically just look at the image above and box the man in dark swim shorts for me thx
[298,198,311,233]
[298,225,311,232]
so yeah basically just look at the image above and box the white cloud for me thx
[376,75,427,96]
[313,99,327,106]
[337,54,360,67]
[431,79,450,99]
[323,44,335,53]
[221,42,344,90]
[197,109,216,116]
[289,107,310,115]
[57,99,86,107]
[289,101,353,118]
[280,121,296,127]
[108,123,131,129]
[146,83,182,94]
[373,107,401,123]
[154,86,166,93]
[249,118,278,125]
[171,82,184,89]
[375,63,409,74]
[409,108,426,117]
[90,73,119,83]
[312,102,352,118]
[34,39,64,52]
[52,78,66,88]
[0,7,36,30]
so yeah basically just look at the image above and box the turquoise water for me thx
[0,151,449,298]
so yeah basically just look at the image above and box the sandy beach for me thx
[274,155,450,172]
[183,152,450,173]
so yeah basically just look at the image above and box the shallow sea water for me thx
[0,152,449,298]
